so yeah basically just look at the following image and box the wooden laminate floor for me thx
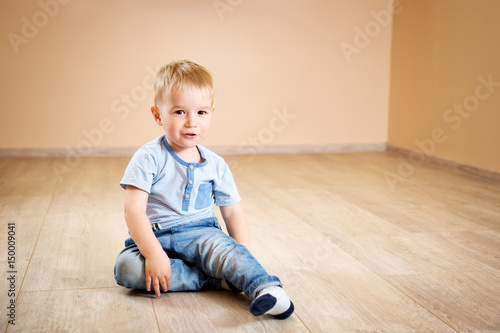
[1,151,499,332]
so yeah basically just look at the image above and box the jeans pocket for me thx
[195,182,214,209]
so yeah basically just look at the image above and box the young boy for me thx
[114,60,294,319]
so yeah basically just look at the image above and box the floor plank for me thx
[420,230,500,279]
[244,207,456,332]
[0,158,59,332]
[2,153,500,332]
[10,288,158,332]
[390,271,500,332]
[153,291,308,333]
[21,212,128,291]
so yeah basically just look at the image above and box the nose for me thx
[185,113,197,127]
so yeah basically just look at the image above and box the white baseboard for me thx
[0,143,386,158]
[386,144,500,183]
[208,143,386,155]
[0,147,138,158]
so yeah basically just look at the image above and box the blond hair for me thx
[154,60,215,106]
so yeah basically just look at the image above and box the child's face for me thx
[152,85,214,153]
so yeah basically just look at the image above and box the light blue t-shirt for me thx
[120,136,241,227]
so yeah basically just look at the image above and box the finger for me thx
[160,277,168,293]
[153,280,161,297]
[166,276,171,290]
[146,275,151,292]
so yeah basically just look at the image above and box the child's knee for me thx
[114,251,145,289]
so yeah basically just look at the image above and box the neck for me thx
[178,148,202,163]
[167,140,201,163]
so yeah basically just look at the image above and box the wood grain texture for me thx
[389,272,500,332]
[420,230,500,279]
[20,157,130,291]
[21,212,127,291]
[153,291,308,333]
[1,152,499,332]
[10,288,158,332]
[0,158,59,332]
[245,207,456,332]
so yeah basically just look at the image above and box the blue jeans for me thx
[114,217,281,299]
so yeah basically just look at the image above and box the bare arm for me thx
[124,185,171,296]
[220,203,250,249]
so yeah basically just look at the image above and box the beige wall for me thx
[0,0,392,152]
[388,0,500,173]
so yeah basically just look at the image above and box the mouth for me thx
[183,133,198,138]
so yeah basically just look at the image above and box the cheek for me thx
[163,121,179,133]
[201,120,211,133]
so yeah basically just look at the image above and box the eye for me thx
[174,110,185,115]
[198,110,208,115]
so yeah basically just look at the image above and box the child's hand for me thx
[145,251,172,297]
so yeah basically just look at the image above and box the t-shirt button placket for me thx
[182,164,195,211]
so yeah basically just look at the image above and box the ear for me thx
[151,105,162,126]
